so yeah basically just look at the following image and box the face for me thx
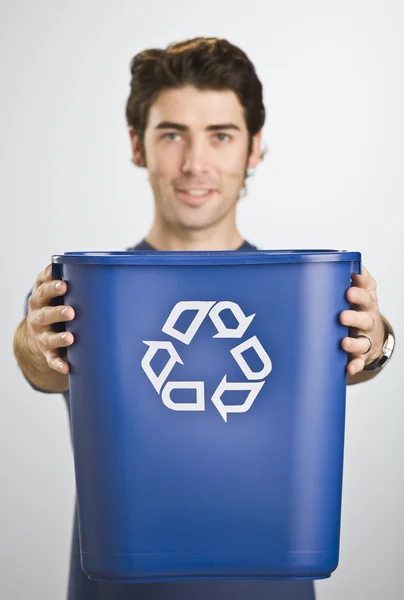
[129,85,262,233]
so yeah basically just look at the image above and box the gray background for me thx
[1,1,403,599]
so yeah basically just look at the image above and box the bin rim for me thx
[52,249,361,266]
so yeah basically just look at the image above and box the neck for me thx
[145,217,245,252]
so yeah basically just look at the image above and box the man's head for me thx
[126,37,266,236]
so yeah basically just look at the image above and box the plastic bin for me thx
[51,249,361,583]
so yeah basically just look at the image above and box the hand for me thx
[340,264,385,376]
[26,264,75,374]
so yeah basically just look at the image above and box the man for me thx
[13,37,395,600]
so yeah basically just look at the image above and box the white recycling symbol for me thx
[141,301,272,422]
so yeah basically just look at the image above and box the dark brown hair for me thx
[125,37,267,180]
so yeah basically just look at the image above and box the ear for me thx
[128,127,146,168]
[247,129,263,169]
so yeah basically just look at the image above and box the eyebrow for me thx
[155,121,241,132]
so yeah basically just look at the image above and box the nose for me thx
[181,139,209,176]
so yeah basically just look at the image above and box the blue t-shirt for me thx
[24,240,316,600]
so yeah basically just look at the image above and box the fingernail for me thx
[58,362,64,371]
[61,307,69,316]
[61,333,67,340]
[55,282,62,291]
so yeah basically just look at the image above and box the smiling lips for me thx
[175,188,217,205]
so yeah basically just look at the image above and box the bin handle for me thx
[50,260,66,336]
[351,258,361,276]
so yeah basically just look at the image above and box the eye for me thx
[215,133,231,142]
[162,132,180,141]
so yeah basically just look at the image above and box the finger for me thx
[346,287,374,310]
[346,357,365,376]
[41,330,75,351]
[33,264,53,291]
[31,305,75,328]
[44,349,71,374]
[29,278,67,309]
[340,309,376,331]
[350,264,377,291]
[341,336,371,356]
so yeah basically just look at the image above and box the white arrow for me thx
[230,336,272,380]
[161,381,205,411]
[211,376,265,422]
[141,341,184,393]
[162,301,216,345]
[209,301,255,338]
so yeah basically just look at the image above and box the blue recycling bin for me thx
[51,249,361,583]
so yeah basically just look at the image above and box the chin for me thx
[175,219,217,232]
[168,207,221,232]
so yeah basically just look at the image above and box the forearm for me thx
[13,317,69,393]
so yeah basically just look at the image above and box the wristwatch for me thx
[364,319,395,371]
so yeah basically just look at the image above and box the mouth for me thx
[175,188,217,206]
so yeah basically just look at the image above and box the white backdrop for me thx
[1,1,403,599]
